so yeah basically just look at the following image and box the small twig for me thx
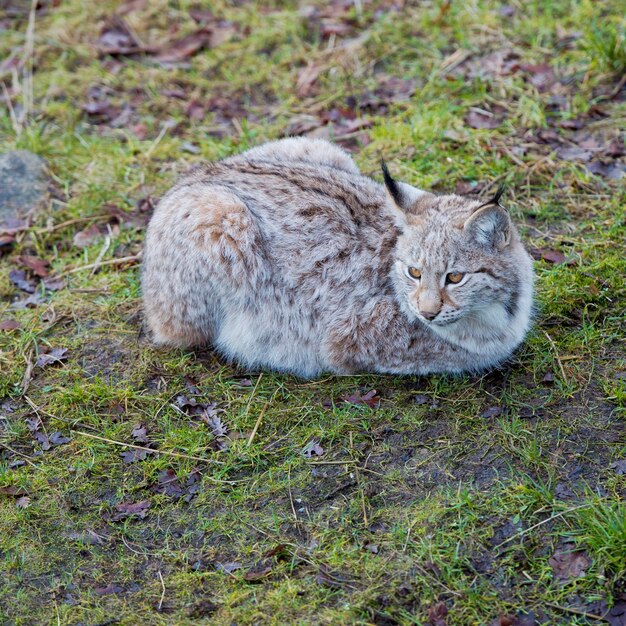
[144,122,172,159]
[121,535,161,557]
[306,459,357,465]
[33,214,111,234]
[69,431,250,485]
[1,82,21,135]
[0,442,38,468]
[157,570,166,611]
[413,562,463,598]
[20,349,34,394]
[493,503,591,549]
[545,602,608,622]
[606,72,626,101]
[349,431,368,526]
[62,254,141,276]
[287,464,299,523]
[24,395,92,428]
[542,329,568,383]
[403,517,419,553]
[247,402,269,447]
[90,229,112,276]
[243,373,263,419]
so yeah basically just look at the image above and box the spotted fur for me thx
[142,137,534,377]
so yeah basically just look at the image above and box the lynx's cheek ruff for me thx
[142,137,534,377]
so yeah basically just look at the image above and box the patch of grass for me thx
[2,0,626,624]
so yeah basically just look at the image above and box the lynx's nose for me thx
[418,291,442,321]
[420,309,439,321]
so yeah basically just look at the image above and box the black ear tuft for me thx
[476,183,506,211]
[381,158,402,206]
[492,183,506,206]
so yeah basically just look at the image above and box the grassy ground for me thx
[1,1,625,624]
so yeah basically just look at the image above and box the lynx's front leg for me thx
[142,184,268,348]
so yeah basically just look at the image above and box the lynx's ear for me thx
[464,204,512,250]
[381,160,430,227]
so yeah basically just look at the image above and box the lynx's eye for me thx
[446,271,464,284]
[407,267,422,279]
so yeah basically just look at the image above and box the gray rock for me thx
[0,150,50,220]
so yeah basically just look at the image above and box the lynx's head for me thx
[382,162,534,357]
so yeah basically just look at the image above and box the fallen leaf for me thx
[243,563,272,582]
[49,432,71,446]
[204,413,227,437]
[302,439,324,458]
[0,485,28,496]
[605,137,625,158]
[97,16,146,56]
[587,161,625,179]
[521,63,558,92]
[465,109,503,129]
[427,601,448,626]
[320,20,352,38]
[482,405,502,419]
[556,146,592,162]
[155,27,212,63]
[215,561,242,574]
[189,8,214,24]
[508,613,536,626]
[105,197,154,229]
[1,234,16,254]
[9,269,36,293]
[0,319,20,331]
[186,99,206,120]
[129,122,148,139]
[42,276,66,291]
[610,460,626,475]
[35,347,68,368]
[73,224,105,248]
[605,598,626,626]
[342,389,380,408]
[153,468,200,501]
[15,255,50,277]
[455,180,486,195]
[459,48,520,79]
[529,247,571,264]
[155,24,235,63]
[94,583,125,596]
[549,548,591,582]
[130,425,148,443]
[263,544,290,559]
[0,217,29,235]
[121,448,151,464]
[81,100,122,124]
[117,0,147,14]
[188,599,219,619]
[110,500,151,521]
[10,292,45,310]
[296,62,323,97]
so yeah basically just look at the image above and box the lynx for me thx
[142,138,534,377]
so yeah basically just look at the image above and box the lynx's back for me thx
[142,137,534,377]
